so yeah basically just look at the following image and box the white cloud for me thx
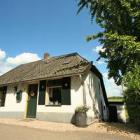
[93,45,105,53]
[0,49,6,60]
[0,61,12,76]
[103,72,123,97]
[7,53,40,65]
[0,49,41,75]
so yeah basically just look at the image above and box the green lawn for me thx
[108,96,124,102]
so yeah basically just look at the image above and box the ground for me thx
[0,119,139,140]
[0,124,132,140]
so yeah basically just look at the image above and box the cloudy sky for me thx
[0,0,122,97]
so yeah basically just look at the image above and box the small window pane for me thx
[48,87,61,105]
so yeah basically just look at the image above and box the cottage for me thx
[0,53,108,124]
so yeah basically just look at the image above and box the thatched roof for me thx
[0,53,91,85]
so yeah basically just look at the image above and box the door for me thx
[109,106,118,122]
[26,84,38,118]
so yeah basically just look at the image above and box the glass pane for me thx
[49,87,61,105]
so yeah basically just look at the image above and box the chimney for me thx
[44,52,50,60]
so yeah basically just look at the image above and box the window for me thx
[46,77,71,106]
[48,87,62,105]
[0,87,7,107]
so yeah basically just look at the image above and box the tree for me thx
[77,0,140,85]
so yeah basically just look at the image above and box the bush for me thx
[125,89,140,128]
[75,106,89,113]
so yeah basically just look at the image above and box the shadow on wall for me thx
[88,74,101,119]
[71,76,81,92]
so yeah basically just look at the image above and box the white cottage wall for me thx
[0,84,27,118]
[36,76,84,123]
[0,73,108,123]
[84,72,108,124]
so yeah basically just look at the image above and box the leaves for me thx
[77,0,140,86]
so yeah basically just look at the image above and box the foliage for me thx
[77,0,140,85]
[75,106,89,113]
[124,89,140,128]
[123,64,140,127]
[123,64,140,90]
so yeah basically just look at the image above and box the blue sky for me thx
[0,0,122,96]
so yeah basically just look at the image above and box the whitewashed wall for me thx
[0,84,27,112]
[0,72,108,123]
[37,76,84,113]
[83,72,108,123]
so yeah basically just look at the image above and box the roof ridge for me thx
[76,53,90,64]
[51,52,78,59]
[21,60,41,65]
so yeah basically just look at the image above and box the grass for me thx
[108,96,124,102]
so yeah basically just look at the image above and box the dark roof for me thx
[0,53,91,85]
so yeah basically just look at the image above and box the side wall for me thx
[84,72,108,124]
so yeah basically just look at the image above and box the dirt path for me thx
[0,124,132,140]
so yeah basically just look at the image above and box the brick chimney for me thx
[44,52,50,60]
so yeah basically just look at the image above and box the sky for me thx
[0,0,122,97]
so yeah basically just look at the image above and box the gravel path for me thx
[0,119,139,140]
[0,124,132,140]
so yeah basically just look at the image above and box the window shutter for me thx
[38,80,46,105]
[0,86,7,107]
[61,77,71,105]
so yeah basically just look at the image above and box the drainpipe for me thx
[79,74,86,106]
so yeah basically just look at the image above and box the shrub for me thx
[124,89,140,128]
[75,106,89,113]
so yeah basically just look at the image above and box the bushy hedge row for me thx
[125,89,140,128]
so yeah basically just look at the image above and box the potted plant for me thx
[75,106,89,127]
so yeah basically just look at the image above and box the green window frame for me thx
[46,77,71,106]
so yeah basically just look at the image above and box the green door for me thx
[26,84,38,118]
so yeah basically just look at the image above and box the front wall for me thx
[0,74,108,123]
[0,84,27,118]
[36,76,84,123]
[0,77,83,122]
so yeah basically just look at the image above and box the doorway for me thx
[26,84,38,118]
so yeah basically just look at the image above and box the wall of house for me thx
[0,84,27,118]
[83,72,108,124]
[36,76,84,123]
[0,73,108,124]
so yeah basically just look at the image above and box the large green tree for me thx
[78,0,140,85]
